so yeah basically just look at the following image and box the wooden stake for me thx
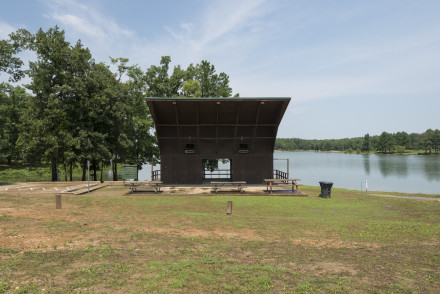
[55,194,62,209]
[226,201,232,215]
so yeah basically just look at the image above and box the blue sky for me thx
[1,0,439,139]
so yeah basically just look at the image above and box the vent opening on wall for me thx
[238,143,249,154]
[184,144,196,154]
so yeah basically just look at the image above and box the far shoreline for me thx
[274,149,439,156]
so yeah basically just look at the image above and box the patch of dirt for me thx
[139,226,265,241]
[302,261,358,276]
[290,237,380,249]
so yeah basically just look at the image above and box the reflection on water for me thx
[363,155,370,175]
[377,155,408,178]
[423,157,440,181]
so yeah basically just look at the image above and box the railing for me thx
[274,169,288,179]
[152,170,161,181]
[202,169,231,180]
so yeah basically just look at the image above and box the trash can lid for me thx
[319,181,333,185]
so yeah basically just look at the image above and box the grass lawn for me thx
[0,186,439,293]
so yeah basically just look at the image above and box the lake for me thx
[140,151,440,194]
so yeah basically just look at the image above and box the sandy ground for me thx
[0,182,97,194]
[0,181,307,196]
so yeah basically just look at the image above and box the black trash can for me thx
[319,181,333,198]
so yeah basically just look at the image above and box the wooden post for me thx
[55,194,62,209]
[226,201,232,215]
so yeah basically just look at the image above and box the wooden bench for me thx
[127,180,163,193]
[264,178,302,194]
[211,181,247,194]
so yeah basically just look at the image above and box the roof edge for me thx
[145,97,291,101]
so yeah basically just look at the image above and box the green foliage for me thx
[276,129,440,154]
[1,26,160,181]
[144,56,234,98]
[0,37,26,82]
[0,83,29,164]
[377,131,395,153]
[275,137,364,152]
[395,145,406,154]
[361,133,371,153]
[182,79,202,97]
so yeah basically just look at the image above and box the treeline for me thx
[0,26,235,181]
[275,130,440,154]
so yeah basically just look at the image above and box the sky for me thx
[1,0,440,139]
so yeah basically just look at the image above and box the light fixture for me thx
[239,143,249,154]
[184,143,196,154]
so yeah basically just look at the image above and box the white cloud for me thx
[43,0,134,47]
[38,0,277,75]
[0,22,16,39]
[49,13,106,39]
[195,0,268,48]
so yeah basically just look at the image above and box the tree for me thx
[395,131,409,148]
[144,56,173,97]
[108,58,158,180]
[361,133,371,153]
[13,27,95,181]
[377,132,395,153]
[0,83,29,164]
[74,61,116,181]
[182,80,202,97]
[7,26,159,181]
[0,37,27,82]
[123,61,158,175]
[407,133,419,150]
[145,56,234,98]
[420,129,434,154]
[193,60,232,97]
[431,129,440,155]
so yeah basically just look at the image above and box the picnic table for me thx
[211,181,247,194]
[127,180,163,193]
[264,178,302,194]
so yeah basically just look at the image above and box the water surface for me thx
[273,151,440,194]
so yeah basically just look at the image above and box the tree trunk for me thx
[51,157,58,181]
[82,160,86,181]
[69,162,73,181]
[100,161,103,182]
[113,160,118,181]
[7,157,11,166]
[93,159,97,181]
[64,164,67,181]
